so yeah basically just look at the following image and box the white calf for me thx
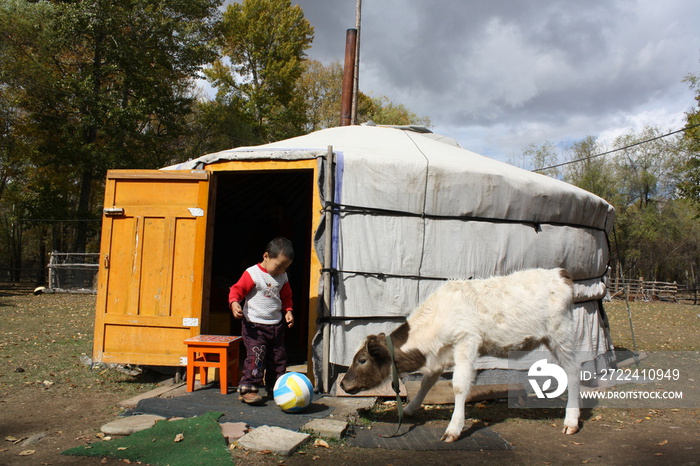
[340,268,581,442]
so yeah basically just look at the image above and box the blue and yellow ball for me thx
[273,372,314,413]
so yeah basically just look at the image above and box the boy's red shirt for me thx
[228,263,293,312]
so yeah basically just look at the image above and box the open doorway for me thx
[208,170,314,365]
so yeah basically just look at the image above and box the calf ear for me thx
[366,334,389,361]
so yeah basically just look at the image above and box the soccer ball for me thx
[273,372,314,413]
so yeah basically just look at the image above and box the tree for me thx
[297,60,431,131]
[522,141,561,178]
[0,0,222,260]
[297,60,343,132]
[359,95,432,127]
[206,0,314,143]
[679,72,700,205]
[0,81,30,205]
[563,136,619,204]
[612,126,683,211]
[181,98,256,160]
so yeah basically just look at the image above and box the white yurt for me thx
[163,124,615,391]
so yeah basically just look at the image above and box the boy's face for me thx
[262,252,292,276]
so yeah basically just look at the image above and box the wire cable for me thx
[533,123,700,173]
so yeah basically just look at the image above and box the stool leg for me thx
[220,353,228,395]
[199,358,208,386]
[186,348,196,392]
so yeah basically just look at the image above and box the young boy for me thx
[229,237,294,404]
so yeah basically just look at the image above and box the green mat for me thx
[62,412,233,465]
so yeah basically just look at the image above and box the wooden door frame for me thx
[206,160,321,382]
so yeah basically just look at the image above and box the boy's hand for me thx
[285,310,294,328]
[230,302,243,319]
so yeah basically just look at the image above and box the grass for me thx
[0,288,162,397]
[604,300,699,351]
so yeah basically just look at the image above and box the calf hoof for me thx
[562,425,579,435]
[440,432,460,443]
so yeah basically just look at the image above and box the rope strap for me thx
[379,334,404,438]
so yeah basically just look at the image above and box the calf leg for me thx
[442,338,479,442]
[403,370,440,416]
[548,342,580,434]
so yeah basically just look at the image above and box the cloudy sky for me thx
[282,0,699,165]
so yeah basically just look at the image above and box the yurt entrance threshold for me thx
[93,159,322,381]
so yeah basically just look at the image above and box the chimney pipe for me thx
[340,28,357,126]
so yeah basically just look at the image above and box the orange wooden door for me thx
[93,170,214,366]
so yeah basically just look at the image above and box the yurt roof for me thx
[166,125,614,232]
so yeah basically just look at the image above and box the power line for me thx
[532,123,700,173]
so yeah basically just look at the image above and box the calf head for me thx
[340,333,392,394]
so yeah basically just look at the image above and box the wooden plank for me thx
[107,169,208,180]
[113,183,204,208]
[102,324,192,362]
[190,177,213,333]
[102,314,193,327]
[99,351,186,366]
[336,372,407,397]
[117,382,187,409]
[206,159,318,173]
[198,174,217,334]
[104,206,205,217]
[170,217,199,318]
[93,177,118,363]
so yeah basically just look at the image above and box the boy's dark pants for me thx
[239,319,287,393]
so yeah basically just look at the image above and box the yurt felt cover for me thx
[167,125,615,373]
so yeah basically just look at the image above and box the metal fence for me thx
[47,252,99,294]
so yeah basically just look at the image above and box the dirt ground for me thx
[1,289,698,465]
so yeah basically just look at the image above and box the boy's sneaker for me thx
[240,391,263,405]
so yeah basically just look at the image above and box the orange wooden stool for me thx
[184,335,242,395]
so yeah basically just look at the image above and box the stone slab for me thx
[101,414,167,436]
[220,422,249,442]
[236,425,310,456]
[317,396,377,419]
[302,419,348,439]
[21,432,48,446]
